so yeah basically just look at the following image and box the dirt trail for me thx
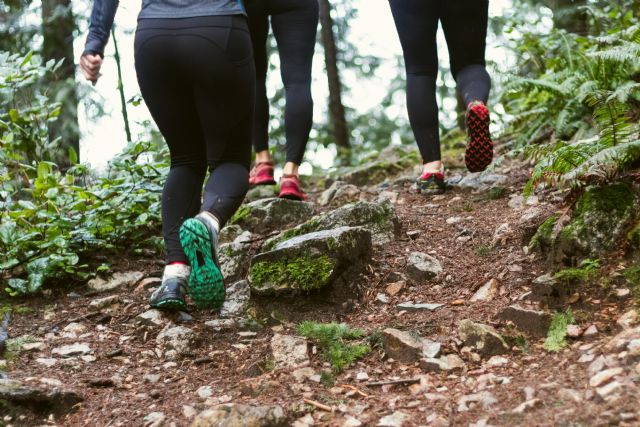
[3,157,640,427]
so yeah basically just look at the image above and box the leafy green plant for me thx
[553,258,600,286]
[501,7,640,195]
[298,321,370,372]
[544,310,576,352]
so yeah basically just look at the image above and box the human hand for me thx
[80,53,103,84]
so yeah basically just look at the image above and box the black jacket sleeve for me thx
[83,0,119,57]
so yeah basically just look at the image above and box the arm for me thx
[80,0,119,83]
[84,0,119,57]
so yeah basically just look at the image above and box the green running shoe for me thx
[149,276,188,311]
[179,218,225,309]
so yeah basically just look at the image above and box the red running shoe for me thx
[249,162,276,186]
[279,174,306,200]
[465,101,494,173]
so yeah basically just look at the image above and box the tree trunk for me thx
[318,0,350,157]
[546,0,589,34]
[42,0,79,169]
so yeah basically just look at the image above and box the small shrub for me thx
[298,321,370,372]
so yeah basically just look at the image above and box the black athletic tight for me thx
[389,0,492,163]
[245,0,319,165]
[134,16,255,263]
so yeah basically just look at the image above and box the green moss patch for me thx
[251,255,335,292]
[544,310,575,352]
[229,206,251,225]
[553,259,600,286]
[298,321,370,372]
[624,265,640,305]
[529,214,560,251]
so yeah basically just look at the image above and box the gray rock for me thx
[491,223,513,247]
[244,186,278,203]
[510,399,543,414]
[264,201,401,250]
[89,295,120,309]
[36,358,57,368]
[405,252,442,282]
[551,184,637,264]
[220,280,251,318]
[396,302,443,312]
[218,231,253,282]
[377,411,409,427]
[88,271,144,293]
[420,354,466,372]
[381,328,441,364]
[458,320,509,356]
[229,198,314,234]
[144,374,161,384]
[137,309,167,327]
[219,224,244,244]
[454,173,508,191]
[0,379,83,414]
[529,274,572,309]
[52,343,91,357]
[191,403,286,427]
[457,391,498,412]
[205,319,239,332]
[498,305,551,338]
[271,334,308,368]
[339,149,416,187]
[318,181,361,207]
[144,411,167,427]
[250,226,372,295]
[156,326,195,355]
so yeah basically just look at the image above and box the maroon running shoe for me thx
[279,174,306,200]
[249,162,276,186]
[417,169,446,195]
[465,101,494,173]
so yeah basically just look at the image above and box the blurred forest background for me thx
[1,0,639,295]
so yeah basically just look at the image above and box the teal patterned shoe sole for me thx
[179,218,225,309]
[150,298,187,311]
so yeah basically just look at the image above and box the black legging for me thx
[389,0,491,163]
[134,16,255,263]
[245,0,318,165]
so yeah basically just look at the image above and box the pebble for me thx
[197,385,213,399]
[584,325,598,336]
[589,367,623,388]
[386,281,405,296]
[377,411,409,427]
[470,279,498,302]
[143,411,166,427]
[396,302,443,311]
[356,372,369,381]
[52,343,91,357]
[144,374,161,384]
[35,358,57,367]
[89,295,119,309]
[557,388,583,403]
[183,405,197,419]
[510,398,542,414]
[376,293,390,304]
[40,378,63,387]
[485,356,509,367]
[566,325,583,338]
[596,380,622,399]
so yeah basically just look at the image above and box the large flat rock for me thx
[250,226,372,295]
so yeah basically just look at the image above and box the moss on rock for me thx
[251,255,335,293]
[529,214,559,252]
[551,184,637,264]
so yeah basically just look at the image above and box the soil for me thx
[3,158,639,427]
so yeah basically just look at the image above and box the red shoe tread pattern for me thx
[465,103,494,173]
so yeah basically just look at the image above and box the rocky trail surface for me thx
[2,146,640,426]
